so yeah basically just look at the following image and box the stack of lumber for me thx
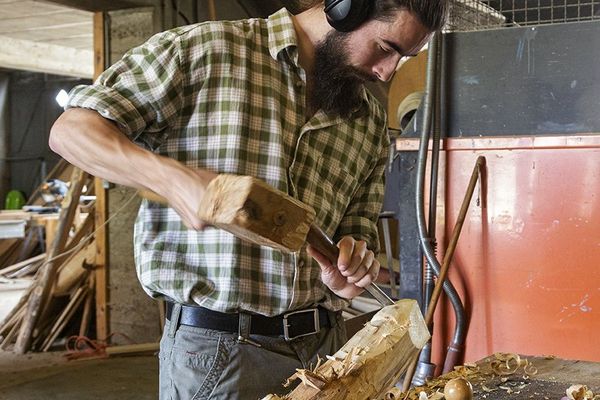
[0,162,99,352]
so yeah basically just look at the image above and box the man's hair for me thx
[300,0,448,31]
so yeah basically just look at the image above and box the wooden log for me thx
[262,299,430,400]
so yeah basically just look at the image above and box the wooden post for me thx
[14,168,87,353]
[207,0,217,20]
[93,11,109,342]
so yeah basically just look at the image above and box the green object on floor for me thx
[5,190,26,210]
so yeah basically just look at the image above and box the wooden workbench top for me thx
[390,355,600,399]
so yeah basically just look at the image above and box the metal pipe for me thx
[408,34,439,388]
[403,31,468,390]
[424,157,485,325]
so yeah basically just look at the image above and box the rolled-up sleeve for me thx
[66,30,185,150]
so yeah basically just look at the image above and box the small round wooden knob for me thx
[443,377,473,400]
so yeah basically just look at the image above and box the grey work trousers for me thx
[158,304,347,400]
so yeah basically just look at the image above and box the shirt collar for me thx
[267,8,371,115]
[267,8,300,66]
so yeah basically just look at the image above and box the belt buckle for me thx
[283,308,320,341]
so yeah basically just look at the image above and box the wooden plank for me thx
[78,274,95,336]
[0,211,31,221]
[0,253,46,276]
[53,240,95,295]
[44,217,59,253]
[0,34,92,78]
[93,11,109,342]
[41,283,89,351]
[105,342,159,356]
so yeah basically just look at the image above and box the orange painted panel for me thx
[428,136,600,370]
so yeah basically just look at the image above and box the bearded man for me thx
[49,0,446,398]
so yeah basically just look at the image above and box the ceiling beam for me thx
[42,0,156,12]
[0,35,93,78]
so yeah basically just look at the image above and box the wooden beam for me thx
[43,0,155,12]
[0,35,92,78]
[93,11,109,342]
[207,0,217,20]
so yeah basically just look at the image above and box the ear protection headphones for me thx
[324,0,372,32]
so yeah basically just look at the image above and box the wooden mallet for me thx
[142,174,394,306]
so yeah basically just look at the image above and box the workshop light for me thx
[55,89,69,108]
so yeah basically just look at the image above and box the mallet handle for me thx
[306,225,395,306]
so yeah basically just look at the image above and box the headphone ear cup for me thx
[325,0,371,32]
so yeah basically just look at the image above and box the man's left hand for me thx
[307,236,380,300]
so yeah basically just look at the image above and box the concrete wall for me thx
[5,72,89,200]
[105,7,161,345]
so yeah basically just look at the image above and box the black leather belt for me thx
[166,302,335,341]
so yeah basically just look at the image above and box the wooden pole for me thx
[207,0,217,20]
[402,156,486,390]
[14,167,87,353]
[93,11,109,342]
[79,274,96,337]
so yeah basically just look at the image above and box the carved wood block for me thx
[198,174,316,253]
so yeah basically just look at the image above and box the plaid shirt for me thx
[66,9,389,316]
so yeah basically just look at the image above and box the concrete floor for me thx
[0,350,158,399]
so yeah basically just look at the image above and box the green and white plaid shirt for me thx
[67,8,389,316]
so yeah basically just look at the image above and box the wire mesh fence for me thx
[446,0,600,31]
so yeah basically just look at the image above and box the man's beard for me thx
[310,30,375,118]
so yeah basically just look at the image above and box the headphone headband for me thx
[325,0,371,32]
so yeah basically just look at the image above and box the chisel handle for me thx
[306,225,395,306]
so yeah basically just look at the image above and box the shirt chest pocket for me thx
[312,157,359,232]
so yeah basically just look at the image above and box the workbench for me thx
[396,355,600,399]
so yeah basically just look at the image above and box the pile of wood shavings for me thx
[565,384,600,400]
[383,352,539,400]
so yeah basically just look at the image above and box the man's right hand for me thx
[160,167,218,230]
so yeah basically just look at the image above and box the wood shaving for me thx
[381,353,541,400]
[566,384,596,400]
[288,369,329,391]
